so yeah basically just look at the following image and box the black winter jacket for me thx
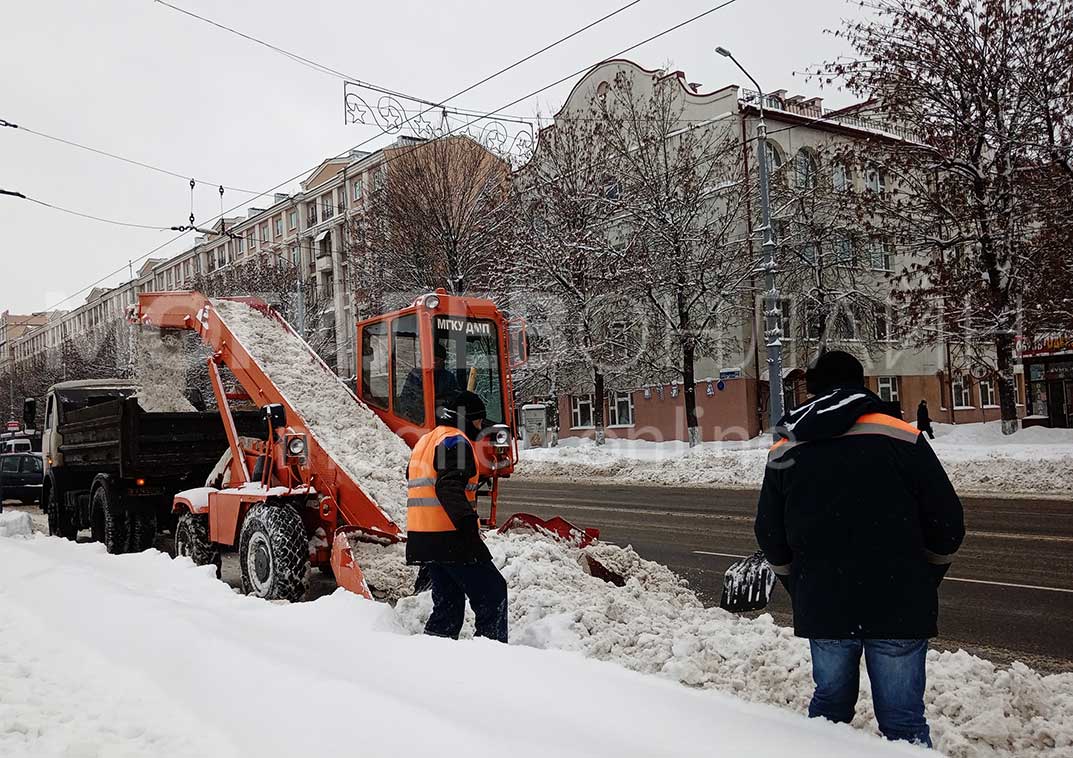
[754,387,965,639]
[405,433,492,565]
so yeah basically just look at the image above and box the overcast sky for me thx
[0,0,860,315]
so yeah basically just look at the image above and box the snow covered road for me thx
[0,532,923,758]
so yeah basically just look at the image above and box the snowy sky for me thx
[0,0,858,315]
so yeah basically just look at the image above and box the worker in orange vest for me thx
[405,390,508,642]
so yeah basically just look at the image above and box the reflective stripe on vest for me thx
[406,426,479,533]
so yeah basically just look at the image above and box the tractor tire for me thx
[174,511,221,577]
[47,487,76,541]
[94,484,128,555]
[129,510,157,553]
[238,504,309,602]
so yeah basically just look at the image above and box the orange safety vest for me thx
[407,426,479,533]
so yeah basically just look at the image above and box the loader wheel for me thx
[95,485,128,555]
[129,510,157,553]
[47,487,77,541]
[175,511,221,577]
[238,504,309,602]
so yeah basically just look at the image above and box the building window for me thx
[288,209,298,230]
[248,231,257,250]
[773,297,792,340]
[570,394,594,429]
[869,239,893,271]
[793,149,816,190]
[274,217,283,237]
[952,379,973,408]
[236,235,244,253]
[834,235,854,265]
[216,248,226,269]
[290,244,300,266]
[832,163,848,192]
[979,378,996,407]
[607,391,635,427]
[877,376,900,402]
[764,141,783,174]
[352,179,363,201]
[260,223,270,243]
[874,304,891,342]
[307,202,318,226]
[322,194,334,220]
[865,166,887,194]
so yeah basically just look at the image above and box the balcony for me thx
[740,89,916,141]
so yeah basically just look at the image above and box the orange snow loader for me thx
[133,290,600,602]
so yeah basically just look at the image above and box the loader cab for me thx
[356,290,523,475]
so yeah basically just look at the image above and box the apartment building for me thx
[530,59,1028,442]
[10,136,427,381]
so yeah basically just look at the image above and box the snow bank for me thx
[210,299,411,527]
[134,328,197,413]
[386,531,1073,758]
[518,422,1073,495]
[0,534,917,758]
[0,510,33,538]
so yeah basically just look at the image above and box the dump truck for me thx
[132,290,599,602]
[42,379,262,552]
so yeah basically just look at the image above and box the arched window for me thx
[793,149,817,190]
[763,141,784,175]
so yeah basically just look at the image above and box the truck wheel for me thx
[94,485,128,555]
[175,511,221,577]
[47,487,76,541]
[129,510,157,552]
[238,504,309,602]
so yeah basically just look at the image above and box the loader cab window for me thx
[392,314,425,425]
[434,317,504,424]
[360,321,390,409]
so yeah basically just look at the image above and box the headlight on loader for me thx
[287,436,307,458]
[489,424,511,448]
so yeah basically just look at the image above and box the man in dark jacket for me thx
[917,399,935,439]
[405,390,508,642]
[754,351,964,747]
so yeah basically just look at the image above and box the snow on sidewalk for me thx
[0,535,920,758]
[517,422,1073,495]
[211,298,412,527]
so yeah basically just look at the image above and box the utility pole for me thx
[716,47,784,430]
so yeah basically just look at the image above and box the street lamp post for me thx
[716,46,784,431]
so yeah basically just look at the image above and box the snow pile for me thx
[0,534,914,758]
[133,328,197,413]
[518,422,1073,495]
[210,299,411,527]
[389,531,1073,758]
[0,510,33,538]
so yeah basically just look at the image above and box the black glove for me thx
[928,562,951,587]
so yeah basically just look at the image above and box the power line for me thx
[1,190,177,231]
[1,118,260,193]
[14,0,729,322]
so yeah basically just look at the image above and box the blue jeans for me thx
[423,561,508,643]
[809,639,931,747]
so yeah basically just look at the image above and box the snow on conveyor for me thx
[0,534,918,758]
[351,532,1073,758]
[210,299,411,527]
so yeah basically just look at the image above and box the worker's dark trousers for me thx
[423,561,508,643]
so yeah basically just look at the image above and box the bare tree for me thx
[511,115,642,444]
[597,70,752,446]
[349,136,514,306]
[769,145,892,362]
[816,0,1073,433]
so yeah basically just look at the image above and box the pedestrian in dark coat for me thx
[754,351,964,747]
[917,399,935,439]
[406,390,508,643]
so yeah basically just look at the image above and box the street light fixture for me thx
[715,46,784,432]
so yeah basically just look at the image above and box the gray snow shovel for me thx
[719,551,776,613]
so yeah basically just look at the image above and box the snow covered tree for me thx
[768,145,892,361]
[510,114,643,445]
[816,0,1073,433]
[349,135,513,308]
[596,70,753,446]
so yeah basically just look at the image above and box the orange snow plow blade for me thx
[497,513,600,547]
[330,530,373,600]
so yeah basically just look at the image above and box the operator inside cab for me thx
[405,390,508,643]
[399,343,459,421]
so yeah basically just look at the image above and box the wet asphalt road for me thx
[499,479,1073,674]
